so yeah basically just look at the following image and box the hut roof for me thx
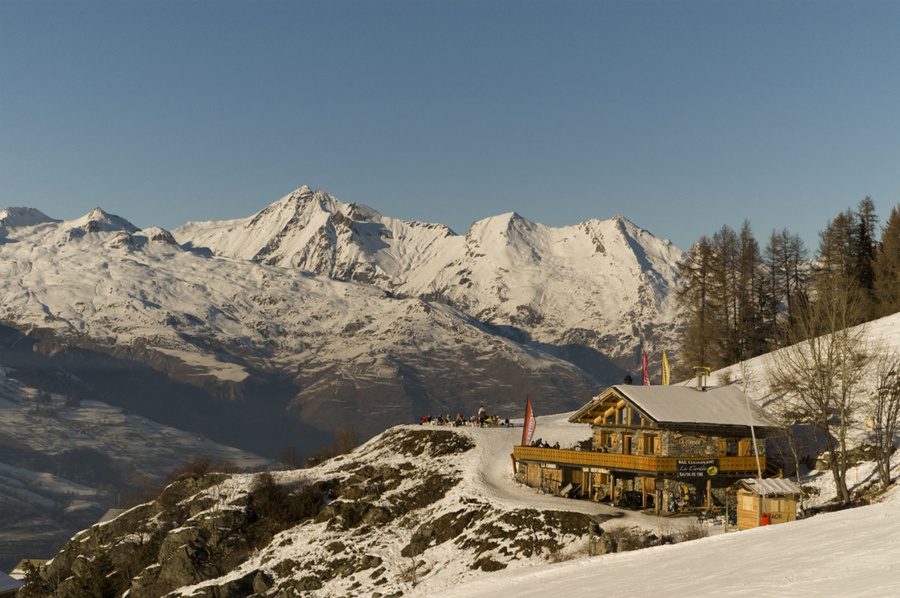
[739,477,801,496]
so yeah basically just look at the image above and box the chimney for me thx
[693,367,710,391]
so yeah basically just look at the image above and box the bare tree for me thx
[867,353,900,489]
[764,401,818,513]
[334,425,359,455]
[766,282,872,504]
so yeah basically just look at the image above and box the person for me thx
[552,441,560,449]
[478,405,486,426]
[455,413,464,426]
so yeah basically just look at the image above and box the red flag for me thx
[642,351,650,385]
[521,396,537,446]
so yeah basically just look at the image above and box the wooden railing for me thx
[512,446,764,474]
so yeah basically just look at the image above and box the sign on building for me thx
[676,459,719,478]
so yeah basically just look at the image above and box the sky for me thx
[2,1,899,252]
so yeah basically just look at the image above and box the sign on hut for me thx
[736,478,801,530]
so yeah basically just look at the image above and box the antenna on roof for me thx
[693,367,710,391]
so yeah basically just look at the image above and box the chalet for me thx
[513,381,778,515]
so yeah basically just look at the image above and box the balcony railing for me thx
[512,446,764,474]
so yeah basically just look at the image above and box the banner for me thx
[642,351,650,385]
[661,351,670,386]
[522,396,537,447]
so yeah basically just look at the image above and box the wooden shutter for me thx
[717,438,728,457]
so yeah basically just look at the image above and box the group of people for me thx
[528,438,561,449]
[418,405,510,428]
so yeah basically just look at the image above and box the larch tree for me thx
[764,228,809,347]
[710,225,740,365]
[675,236,717,376]
[736,220,767,359]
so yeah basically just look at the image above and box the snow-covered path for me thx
[424,413,680,527]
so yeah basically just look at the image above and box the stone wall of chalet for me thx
[591,425,766,459]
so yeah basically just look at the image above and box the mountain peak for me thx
[72,208,139,234]
[0,207,57,229]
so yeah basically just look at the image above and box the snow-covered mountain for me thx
[175,186,683,367]
[1,188,683,456]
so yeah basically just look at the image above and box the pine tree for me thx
[874,204,900,316]
[853,196,878,317]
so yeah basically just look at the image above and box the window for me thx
[641,434,660,455]
[599,431,617,449]
[718,438,740,457]
[630,409,642,426]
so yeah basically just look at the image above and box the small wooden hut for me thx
[736,477,801,530]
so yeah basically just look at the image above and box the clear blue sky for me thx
[2,0,898,251]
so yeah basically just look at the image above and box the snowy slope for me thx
[33,409,900,598]
[699,311,900,505]
[168,411,900,598]
[421,485,900,598]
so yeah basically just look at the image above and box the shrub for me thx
[677,521,710,542]
[164,456,237,484]
[246,472,325,548]
[305,426,360,467]
[603,525,656,552]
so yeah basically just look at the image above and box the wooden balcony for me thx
[513,446,764,475]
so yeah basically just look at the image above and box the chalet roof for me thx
[568,384,777,429]
[739,477,801,496]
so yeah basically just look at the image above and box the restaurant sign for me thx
[676,459,719,478]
